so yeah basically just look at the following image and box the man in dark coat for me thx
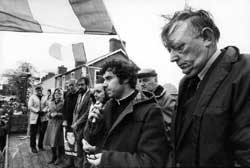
[137,68,177,140]
[161,8,250,167]
[72,76,92,168]
[82,60,170,168]
[63,79,78,127]
[62,79,78,168]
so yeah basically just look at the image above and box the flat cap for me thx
[137,68,157,78]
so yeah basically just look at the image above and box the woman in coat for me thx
[43,88,64,165]
[83,83,109,145]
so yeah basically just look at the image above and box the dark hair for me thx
[77,76,90,86]
[161,8,220,47]
[51,88,62,101]
[64,129,75,149]
[100,60,138,89]
[35,86,43,90]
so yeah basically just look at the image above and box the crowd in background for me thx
[2,7,250,168]
[26,60,177,168]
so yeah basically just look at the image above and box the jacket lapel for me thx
[107,102,133,136]
[75,90,90,114]
[176,47,238,150]
[105,91,151,137]
[172,77,188,147]
[193,47,238,118]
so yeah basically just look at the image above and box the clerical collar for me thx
[198,49,221,80]
[116,90,136,105]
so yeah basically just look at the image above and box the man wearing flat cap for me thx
[137,68,177,142]
[28,86,48,153]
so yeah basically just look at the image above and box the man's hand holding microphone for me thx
[82,101,104,166]
[88,101,103,123]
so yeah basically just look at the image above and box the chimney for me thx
[75,61,85,67]
[109,38,126,52]
[58,65,67,74]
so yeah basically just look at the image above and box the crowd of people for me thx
[0,96,29,151]
[25,8,250,168]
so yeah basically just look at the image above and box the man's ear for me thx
[201,27,214,47]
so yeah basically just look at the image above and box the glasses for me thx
[78,83,86,86]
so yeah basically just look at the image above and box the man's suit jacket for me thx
[72,89,92,140]
[172,46,250,167]
[84,91,170,168]
[28,94,48,124]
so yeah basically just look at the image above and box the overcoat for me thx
[28,94,48,124]
[172,46,250,167]
[84,91,170,168]
[43,99,64,147]
[154,85,177,124]
[73,89,92,140]
[62,90,78,126]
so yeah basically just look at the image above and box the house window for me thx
[95,70,103,84]
[82,67,87,77]
[62,75,65,89]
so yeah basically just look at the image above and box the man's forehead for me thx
[94,83,104,89]
[103,71,116,77]
[167,21,191,43]
[139,76,155,80]
[78,80,86,84]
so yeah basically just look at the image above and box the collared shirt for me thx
[74,89,89,113]
[198,49,221,80]
[116,90,136,105]
[112,90,137,125]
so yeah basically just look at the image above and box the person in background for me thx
[137,68,177,139]
[62,79,78,168]
[72,77,92,168]
[161,8,250,166]
[82,60,170,168]
[83,83,109,150]
[46,89,52,101]
[63,80,78,129]
[28,86,48,153]
[44,88,64,165]
[63,81,70,99]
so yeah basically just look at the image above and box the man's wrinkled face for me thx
[166,20,210,77]
[103,71,125,99]
[138,76,157,92]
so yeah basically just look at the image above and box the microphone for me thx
[91,101,103,123]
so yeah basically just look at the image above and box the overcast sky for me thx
[0,0,250,87]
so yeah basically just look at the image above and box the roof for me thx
[86,49,127,66]
[55,64,100,78]
[55,48,138,79]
